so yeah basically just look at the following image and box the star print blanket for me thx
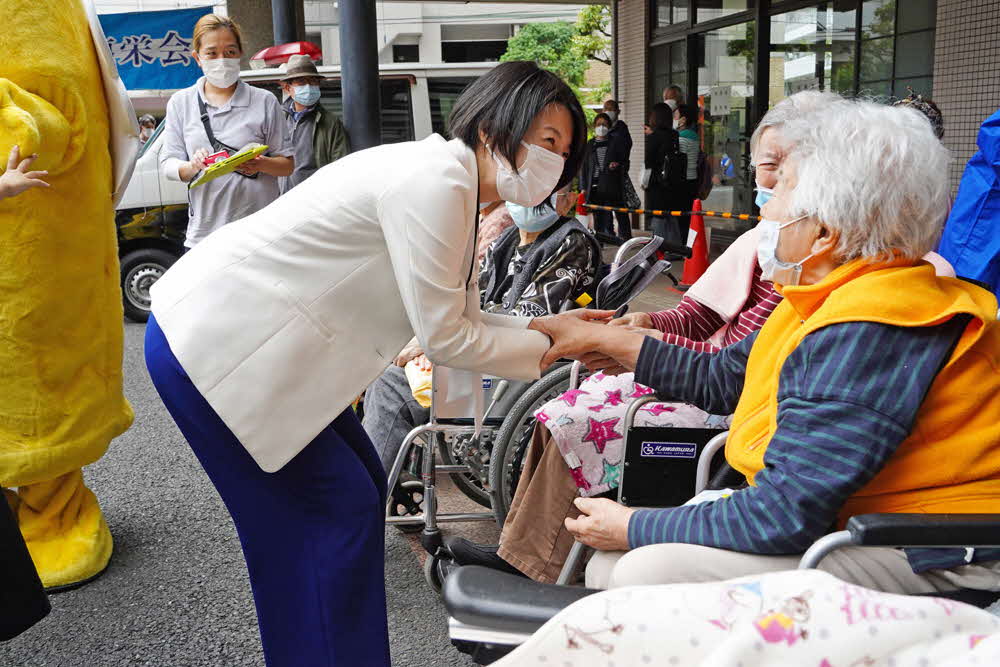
[534,372,731,497]
[492,569,1000,667]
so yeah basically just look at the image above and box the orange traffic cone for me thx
[679,198,709,288]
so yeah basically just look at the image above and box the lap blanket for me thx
[535,372,730,497]
[494,569,1000,666]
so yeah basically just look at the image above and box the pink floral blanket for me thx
[534,371,731,497]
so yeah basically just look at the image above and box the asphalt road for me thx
[0,321,473,667]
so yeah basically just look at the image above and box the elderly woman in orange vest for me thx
[532,98,1000,595]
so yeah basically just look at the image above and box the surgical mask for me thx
[292,84,320,107]
[594,125,609,138]
[506,195,561,233]
[672,119,681,130]
[201,57,241,88]
[605,110,618,122]
[489,141,565,207]
[665,99,678,111]
[757,215,812,286]
[755,184,775,209]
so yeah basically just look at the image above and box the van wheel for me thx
[121,248,178,323]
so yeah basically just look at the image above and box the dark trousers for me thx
[593,209,631,242]
[0,497,50,640]
[144,316,389,667]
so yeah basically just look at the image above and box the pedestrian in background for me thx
[583,112,625,244]
[662,84,684,111]
[160,14,293,249]
[644,102,681,244]
[138,114,157,144]
[600,99,637,243]
[277,54,350,194]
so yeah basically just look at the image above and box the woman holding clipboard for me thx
[160,14,293,249]
[145,61,597,665]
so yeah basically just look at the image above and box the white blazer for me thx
[150,135,550,472]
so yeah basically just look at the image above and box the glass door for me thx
[696,21,755,218]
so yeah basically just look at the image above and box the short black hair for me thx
[677,103,698,129]
[448,61,588,192]
[649,102,673,131]
[594,112,612,126]
[603,99,620,113]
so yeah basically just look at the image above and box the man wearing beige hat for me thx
[278,54,350,193]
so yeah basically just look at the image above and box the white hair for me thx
[780,99,952,261]
[750,90,843,163]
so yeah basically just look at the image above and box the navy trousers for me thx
[145,316,390,667]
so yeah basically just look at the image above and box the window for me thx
[697,22,756,216]
[441,40,508,63]
[655,0,689,29]
[769,1,857,108]
[429,78,475,137]
[859,0,936,99]
[253,79,414,144]
[696,0,755,23]
[392,44,419,63]
[650,40,688,108]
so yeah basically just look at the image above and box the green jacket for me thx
[313,104,350,167]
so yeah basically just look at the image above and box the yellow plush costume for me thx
[0,0,134,588]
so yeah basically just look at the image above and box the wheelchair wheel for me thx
[388,477,425,534]
[487,364,579,528]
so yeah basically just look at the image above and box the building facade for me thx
[613,0,1000,244]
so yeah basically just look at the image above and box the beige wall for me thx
[615,0,648,204]
[933,0,1000,191]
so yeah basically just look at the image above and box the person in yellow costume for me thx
[0,0,139,590]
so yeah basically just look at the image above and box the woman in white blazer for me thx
[143,61,590,667]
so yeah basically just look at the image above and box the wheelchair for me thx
[442,392,1000,664]
[383,236,689,590]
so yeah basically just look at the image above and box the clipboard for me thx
[189,144,269,189]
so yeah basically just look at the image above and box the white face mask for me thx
[490,141,566,207]
[672,119,681,130]
[594,125,609,138]
[664,98,678,111]
[605,110,618,123]
[757,215,812,286]
[201,57,241,88]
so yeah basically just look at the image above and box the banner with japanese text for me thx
[99,6,213,90]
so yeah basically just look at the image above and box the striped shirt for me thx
[630,315,1000,573]
[679,128,699,180]
[648,264,782,353]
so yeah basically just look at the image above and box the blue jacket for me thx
[939,109,1000,295]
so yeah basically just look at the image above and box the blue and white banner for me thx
[98,6,213,90]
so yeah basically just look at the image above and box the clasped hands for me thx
[528,308,659,374]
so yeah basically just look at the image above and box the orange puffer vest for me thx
[725,258,1000,527]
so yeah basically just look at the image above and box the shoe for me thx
[445,537,527,577]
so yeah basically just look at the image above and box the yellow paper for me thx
[189,143,269,189]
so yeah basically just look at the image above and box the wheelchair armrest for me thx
[845,513,1000,548]
[443,566,600,635]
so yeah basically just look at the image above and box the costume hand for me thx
[564,498,634,552]
[394,343,425,367]
[610,311,654,329]
[0,146,49,200]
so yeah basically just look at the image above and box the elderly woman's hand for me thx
[610,311,654,329]
[564,497,635,551]
[531,310,612,369]
[394,342,425,367]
